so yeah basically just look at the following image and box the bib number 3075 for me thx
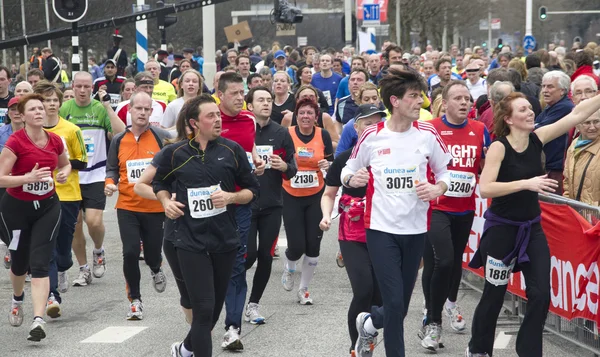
[382,166,419,195]
[187,185,226,219]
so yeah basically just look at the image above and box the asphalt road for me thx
[0,195,594,356]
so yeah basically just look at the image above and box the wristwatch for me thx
[343,174,354,187]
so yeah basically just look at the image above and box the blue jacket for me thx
[534,95,574,171]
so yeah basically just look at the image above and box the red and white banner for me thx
[356,0,388,22]
[464,189,600,323]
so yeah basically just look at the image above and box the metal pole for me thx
[395,0,400,46]
[525,0,532,36]
[0,0,6,66]
[20,0,27,69]
[344,0,352,45]
[136,0,149,72]
[203,5,216,91]
[45,0,52,48]
[157,0,167,51]
[72,22,80,75]
[487,1,492,53]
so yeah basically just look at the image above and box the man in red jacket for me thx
[571,49,600,88]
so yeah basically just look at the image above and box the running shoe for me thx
[25,274,31,282]
[127,299,143,320]
[354,312,378,357]
[45,293,61,319]
[58,271,69,293]
[297,288,313,305]
[221,326,244,350]
[421,323,442,351]
[336,250,345,268]
[151,268,167,293]
[244,302,265,325]
[3,250,10,269]
[445,302,467,332]
[170,341,186,357]
[27,317,46,342]
[73,266,92,286]
[93,250,106,278]
[8,300,24,327]
[465,347,490,357]
[139,241,145,261]
[281,262,295,291]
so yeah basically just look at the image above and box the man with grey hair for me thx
[571,75,598,106]
[535,70,575,194]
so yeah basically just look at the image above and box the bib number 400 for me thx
[129,168,145,180]
[192,198,214,212]
[386,176,413,190]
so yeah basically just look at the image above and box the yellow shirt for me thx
[44,118,87,201]
[153,80,177,104]
[211,94,247,110]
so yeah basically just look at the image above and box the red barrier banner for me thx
[464,189,600,323]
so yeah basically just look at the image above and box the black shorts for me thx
[80,182,106,211]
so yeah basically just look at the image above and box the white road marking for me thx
[493,331,512,349]
[277,237,288,248]
[81,326,148,343]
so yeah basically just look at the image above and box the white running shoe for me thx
[281,262,295,291]
[421,323,442,351]
[73,266,92,286]
[465,347,490,357]
[244,302,265,325]
[45,294,61,319]
[127,299,143,320]
[336,250,345,268]
[151,268,167,293]
[25,274,31,282]
[92,250,106,278]
[354,312,378,357]
[8,300,24,327]
[445,302,467,332]
[58,271,69,293]
[297,288,313,305]
[170,341,185,357]
[221,326,244,350]
[27,317,46,342]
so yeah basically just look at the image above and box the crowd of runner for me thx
[1,35,600,357]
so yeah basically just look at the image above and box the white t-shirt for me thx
[161,97,185,129]
[341,120,452,235]
[466,78,487,102]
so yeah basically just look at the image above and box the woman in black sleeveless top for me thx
[467,92,600,357]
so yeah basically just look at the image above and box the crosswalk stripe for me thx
[81,326,148,343]
[493,331,512,349]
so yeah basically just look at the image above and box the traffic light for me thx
[341,14,357,44]
[539,6,548,21]
[498,38,503,49]
[482,42,487,47]
[52,0,88,23]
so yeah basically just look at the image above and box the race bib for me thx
[109,93,121,108]
[23,179,54,196]
[256,145,273,169]
[322,90,332,106]
[187,184,226,219]
[445,170,476,198]
[126,158,152,184]
[291,170,318,189]
[485,256,515,286]
[84,135,95,157]
[246,152,255,170]
[382,166,419,195]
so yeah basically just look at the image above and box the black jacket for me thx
[254,120,297,210]
[42,55,61,83]
[152,137,260,253]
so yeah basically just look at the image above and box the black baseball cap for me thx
[354,104,386,122]
[183,48,194,54]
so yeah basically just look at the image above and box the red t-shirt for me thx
[220,109,256,153]
[4,129,64,201]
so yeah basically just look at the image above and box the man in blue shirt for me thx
[534,70,575,195]
[336,56,367,100]
[335,69,368,132]
[311,53,342,116]
[271,50,295,85]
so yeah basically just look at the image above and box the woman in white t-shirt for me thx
[161,70,203,131]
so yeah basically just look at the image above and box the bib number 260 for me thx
[187,185,226,219]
